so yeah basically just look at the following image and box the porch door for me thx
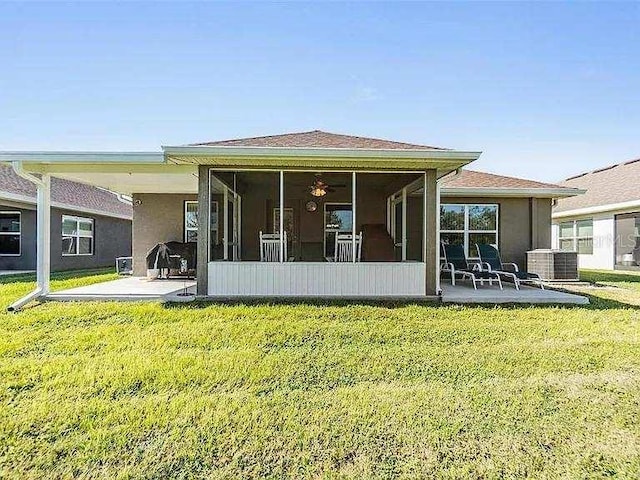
[394,200,403,260]
[227,193,241,261]
[391,196,407,261]
[273,207,295,260]
[210,175,242,262]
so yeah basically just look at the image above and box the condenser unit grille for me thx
[527,250,578,281]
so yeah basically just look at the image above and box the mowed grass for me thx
[0,271,639,478]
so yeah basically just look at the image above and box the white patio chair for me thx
[259,231,288,262]
[333,232,363,262]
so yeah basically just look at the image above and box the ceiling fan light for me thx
[310,187,327,197]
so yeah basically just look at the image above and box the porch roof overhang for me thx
[161,145,481,174]
[0,147,481,195]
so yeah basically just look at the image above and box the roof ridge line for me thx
[188,130,322,147]
[562,156,640,181]
[186,130,448,150]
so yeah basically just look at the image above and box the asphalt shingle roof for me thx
[554,158,640,213]
[441,169,567,190]
[0,164,132,219]
[190,129,448,150]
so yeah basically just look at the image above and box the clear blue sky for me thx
[1,2,638,182]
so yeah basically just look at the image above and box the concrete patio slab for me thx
[441,282,589,305]
[45,276,588,305]
[46,276,196,302]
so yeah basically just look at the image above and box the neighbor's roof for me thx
[0,164,132,219]
[189,129,449,150]
[442,169,567,190]
[554,158,640,214]
[440,169,580,198]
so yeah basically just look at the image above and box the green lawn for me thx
[0,270,639,478]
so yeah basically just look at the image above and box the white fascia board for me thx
[441,187,584,198]
[0,191,132,220]
[0,152,164,164]
[552,199,640,219]
[162,145,482,161]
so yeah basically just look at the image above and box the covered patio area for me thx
[46,276,196,302]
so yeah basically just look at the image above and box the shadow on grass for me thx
[163,297,441,310]
[162,291,640,312]
[580,269,640,284]
[0,268,115,285]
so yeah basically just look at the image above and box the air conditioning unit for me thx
[527,249,578,281]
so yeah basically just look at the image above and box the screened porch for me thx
[199,169,438,297]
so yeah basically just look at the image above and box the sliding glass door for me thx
[324,203,353,259]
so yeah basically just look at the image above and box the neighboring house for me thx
[0,130,580,297]
[0,164,132,271]
[552,158,640,271]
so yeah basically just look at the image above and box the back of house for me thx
[1,130,581,301]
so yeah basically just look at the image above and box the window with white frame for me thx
[62,215,94,256]
[184,201,198,242]
[440,204,498,258]
[559,219,593,254]
[0,211,21,256]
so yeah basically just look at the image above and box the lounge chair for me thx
[476,244,544,290]
[441,243,502,290]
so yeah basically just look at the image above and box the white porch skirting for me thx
[207,262,426,297]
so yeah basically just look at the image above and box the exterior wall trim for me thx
[553,199,640,219]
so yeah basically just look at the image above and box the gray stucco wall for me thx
[439,196,553,268]
[132,193,197,276]
[0,203,132,271]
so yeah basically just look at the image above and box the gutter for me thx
[7,162,50,312]
[0,191,132,221]
[440,187,585,198]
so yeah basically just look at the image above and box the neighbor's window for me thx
[440,204,498,258]
[62,215,94,256]
[184,201,198,242]
[0,211,21,256]
[559,219,593,254]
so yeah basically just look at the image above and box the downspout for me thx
[7,162,51,312]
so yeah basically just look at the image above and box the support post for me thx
[352,171,356,262]
[223,187,228,261]
[37,174,51,295]
[435,179,441,295]
[401,187,407,261]
[196,166,210,296]
[279,170,284,263]
[424,170,438,296]
[422,174,427,263]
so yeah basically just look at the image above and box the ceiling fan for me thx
[308,174,346,197]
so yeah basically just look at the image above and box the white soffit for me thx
[50,171,199,195]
